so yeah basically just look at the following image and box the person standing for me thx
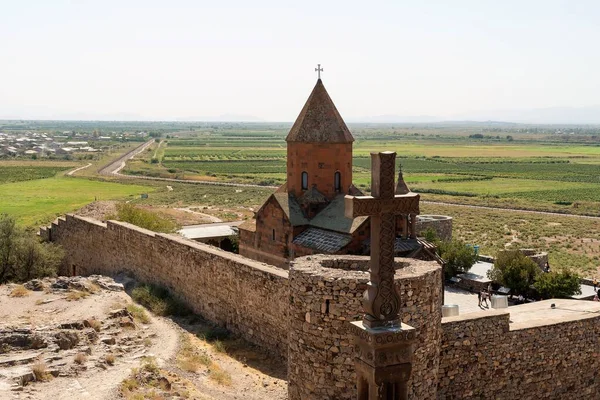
[593,277,598,292]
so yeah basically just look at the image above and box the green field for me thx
[0,176,152,226]
[122,129,600,216]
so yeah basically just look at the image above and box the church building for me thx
[238,78,429,268]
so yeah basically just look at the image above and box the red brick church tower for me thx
[286,78,354,201]
[239,77,424,268]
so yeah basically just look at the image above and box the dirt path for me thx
[33,317,179,400]
[174,207,222,223]
[1,278,287,400]
[422,200,600,220]
[67,163,92,176]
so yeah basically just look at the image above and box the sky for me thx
[2,0,600,122]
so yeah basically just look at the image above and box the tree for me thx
[533,269,581,299]
[0,214,64,284]
[437,239,478,279]
[488,250,540,295]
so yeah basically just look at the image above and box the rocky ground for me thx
[0,276,287,400]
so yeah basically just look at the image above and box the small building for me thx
[178,222,242,252]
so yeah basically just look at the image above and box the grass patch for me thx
[87,318,102,332]
[105,353,116,365]
[127,304,151,324]
[107,202,179,233]
[9,285,30,297]
[0,176,152,226]
[74,352,88,365]
[208,365,232,386]
[66,290,89,301]
[32,359,52,381]
[178,334,212,373]
[131,283,190,317]
[212,340,227,354]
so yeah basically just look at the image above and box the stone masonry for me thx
[41,215,600,399]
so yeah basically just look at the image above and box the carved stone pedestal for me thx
[350,321,416,400]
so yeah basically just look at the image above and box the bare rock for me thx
[119,316,136,329]
[108,308,131,319]
[54,331,79,350]
[23,279,45,291]
[59,321,85,330]
[100,336,116,345]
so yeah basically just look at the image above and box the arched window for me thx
[301,171,308,190]
[334,171,341,192]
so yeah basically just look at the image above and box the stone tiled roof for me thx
[309,194,368,234]
[273,193,309,226]
[285,79,354,144]
[293,227,352,253]
[363,238,422,254]
[300,186,328,206]
[238,219,257,232]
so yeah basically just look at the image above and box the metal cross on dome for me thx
[345,152,420,328]
[315,64,323,79]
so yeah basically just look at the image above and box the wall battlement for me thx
[42,215,600,399]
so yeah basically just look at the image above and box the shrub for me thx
[74,352,88,365]
[534,269,582,299]
[131,283,191,317]
[32,359,51,381]
[437,239,478,279]
[0,214,64,284]
[488,250,540,295]
[105,353,116,365]
[87,318,102,332]
[107,204,178,233]
[127,304,151,324]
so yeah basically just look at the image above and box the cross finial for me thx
[315,64,323,80]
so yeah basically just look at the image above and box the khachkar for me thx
[345,151,420,400]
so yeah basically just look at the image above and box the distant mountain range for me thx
[3,106,600,125]
[351,106,600,125]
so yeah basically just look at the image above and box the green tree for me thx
[437,239,478,279]
[488,250,540,295]
[533,269,581,299]
[0,214,64,283]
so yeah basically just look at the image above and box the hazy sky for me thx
[2,0,600,121]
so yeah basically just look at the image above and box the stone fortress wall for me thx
[41,215,600,399]
[288,256,442,400]
[415,215,453,241]
[439,308,600,399]
[40,214,290,359]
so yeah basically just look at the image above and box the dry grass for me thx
[212,340,227,353]
[208,365,232,386]
[74,352,88,365]
[66,290,89,301]
[143,338,152,347]
[34,299,44,305]
[32,359,51,381]
[10,285,30,298]
[105,353,116,365]
[127,304,151,324]
[87,318,102,332]
[177,334,212,373]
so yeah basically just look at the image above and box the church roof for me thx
[395,170,411,195]
[286,79,354,144]
[309,194,368,234]
[293,227,352,253]
[272,192,309,226]
[299,186,328,206]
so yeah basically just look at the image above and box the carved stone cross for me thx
[345,152,420,328]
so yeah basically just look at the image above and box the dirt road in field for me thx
[93,139,600,220]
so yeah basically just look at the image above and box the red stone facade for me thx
[239,197,292,267]
[286,142,353,200]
